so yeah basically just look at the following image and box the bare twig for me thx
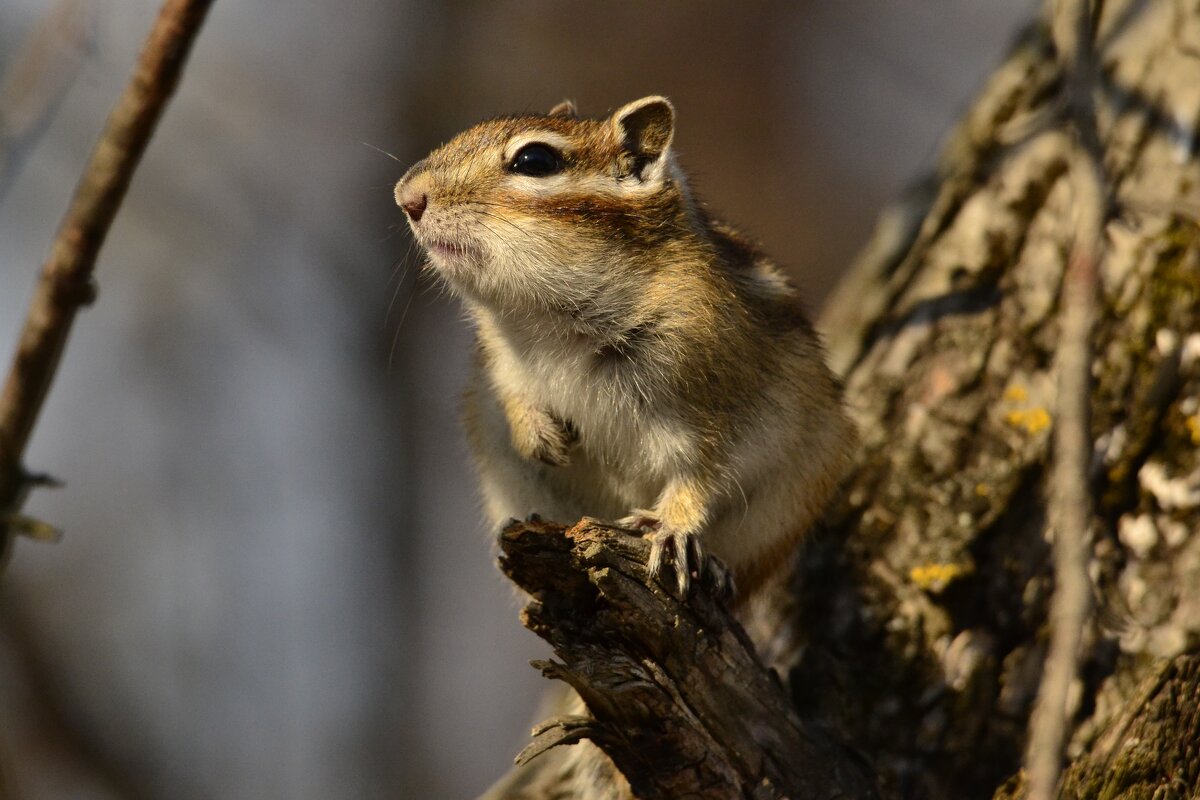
[1024,1,1105,798]
[0,0,216,559]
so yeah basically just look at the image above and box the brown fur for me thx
[397,99,857,798]
[396,94,855,603]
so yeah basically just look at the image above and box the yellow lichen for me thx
[1004,385,1029,402]
[910,562,970,591]
[975,482,990,497]
[1004,407,1052,434]
[1186,415,1200,445]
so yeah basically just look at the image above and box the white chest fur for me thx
[478,311,694,498]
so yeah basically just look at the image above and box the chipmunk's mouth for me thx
[423,237,482,263]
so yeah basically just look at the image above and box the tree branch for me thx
[497,518,883,800]
[0,0,215,559]
[1024,1,1106,797]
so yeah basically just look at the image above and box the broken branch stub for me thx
[498,518,882,800]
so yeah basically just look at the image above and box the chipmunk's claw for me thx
[618,512,730,601]
[646,526,702,598]
[703,554,736,606]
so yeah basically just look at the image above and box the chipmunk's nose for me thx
[398,189,427,223]
[402,193,427,222]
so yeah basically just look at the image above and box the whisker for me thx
[385,239,419,321]
[360,140,404,164]
[385,263,410,324]
[387,284,418,372]
[463,196,664,226]
[376,220,407,245]
[473,218,505,244]
[473,208,530,238]
[386,236,417,288]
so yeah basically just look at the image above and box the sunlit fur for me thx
[395,96,856,598]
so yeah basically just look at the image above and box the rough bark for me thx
[795,2,1200,795]
[497,518,882,800]
[493,1,1200,797]
[996,654,1200,799]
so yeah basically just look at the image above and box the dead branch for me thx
[0,0,215,562]
[1024,1,1106,797]
[497,518,883,800]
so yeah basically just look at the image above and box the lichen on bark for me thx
[788,2,1200,796]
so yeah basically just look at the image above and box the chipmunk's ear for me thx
[548,99,578,118]
[612,96,675,175]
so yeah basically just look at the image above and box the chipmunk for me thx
[394,96,855,602]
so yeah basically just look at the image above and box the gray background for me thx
[0,2,1034,797]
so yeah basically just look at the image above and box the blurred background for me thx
[0,1,1036,797]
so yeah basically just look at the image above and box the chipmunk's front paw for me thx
[703,555,736,605]
[512,409,578,466]
[615,512,695,597]
[617,512,731,600]
[647,525,705,597]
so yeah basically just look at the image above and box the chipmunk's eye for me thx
[509,143,562,177]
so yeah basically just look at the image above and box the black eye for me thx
[509,143,563,177]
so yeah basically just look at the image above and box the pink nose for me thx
[401,192,427,222]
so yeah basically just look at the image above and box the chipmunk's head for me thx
[395,96,692,321]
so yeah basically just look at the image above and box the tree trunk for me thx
[490,1,1200,797]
